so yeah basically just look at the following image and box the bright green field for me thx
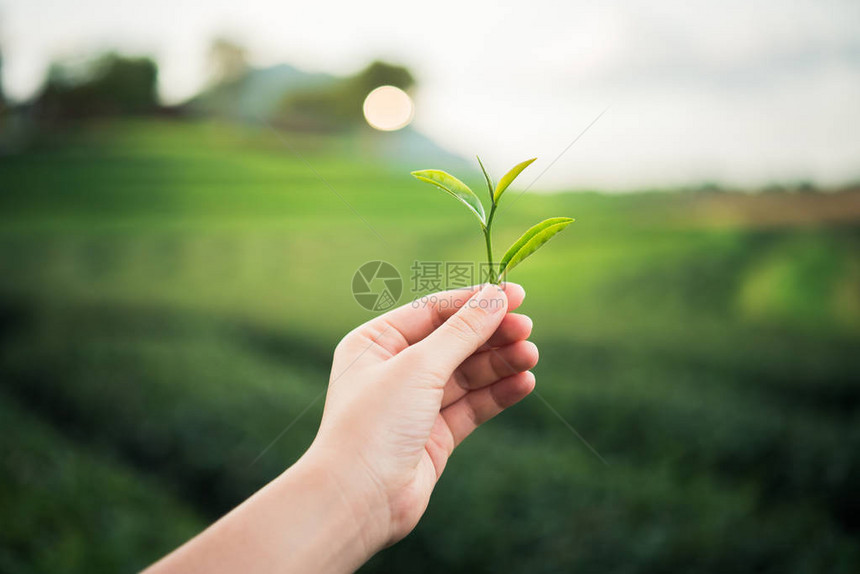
[1,120,859,572]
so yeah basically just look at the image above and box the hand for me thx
[309,282,539,552]
[145,283,538,574]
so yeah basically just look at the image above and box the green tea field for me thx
[1,120,858,572]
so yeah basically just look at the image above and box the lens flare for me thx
[362,85,414,131]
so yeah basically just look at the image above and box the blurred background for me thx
[1,1,859,572]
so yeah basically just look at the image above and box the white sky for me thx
[2,0,859,190]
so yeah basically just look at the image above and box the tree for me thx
[208,38,249,86]
[35,53,158,120]
[279,60,415,131]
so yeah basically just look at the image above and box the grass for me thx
[1,118,859,573]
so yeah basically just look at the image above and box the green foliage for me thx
[410,169,487,225]
[35,53,158,120]
[499,217,574,276]
[1,120,859,573]
[351,61,414,94]
[412,157,573,283]
[0,393,202,572]
[493,157,536,203]
[279,60,414,131]
[476,155,494,200]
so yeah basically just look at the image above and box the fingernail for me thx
[523,315,534,331]
[474,283,506,313]
[506,282,525,300]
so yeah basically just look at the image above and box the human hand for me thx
[144,283,538,574]
[307,283,539,554]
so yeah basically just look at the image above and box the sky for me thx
[2,0,859,190]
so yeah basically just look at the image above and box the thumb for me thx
[408,284,508,381]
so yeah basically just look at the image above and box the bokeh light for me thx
[362,85,414,131]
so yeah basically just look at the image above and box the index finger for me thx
[364,283,526,348]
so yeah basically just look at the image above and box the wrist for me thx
[296,446,392,561]
[144,445,389,574]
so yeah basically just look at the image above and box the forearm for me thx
[145,451,386,574]
[146,285,529,572]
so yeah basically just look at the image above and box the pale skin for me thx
[145,283,538,573]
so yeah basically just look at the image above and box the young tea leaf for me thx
[411,169,486,225]
[493,157,537,203]
[499,217,574,276]
[476,156,495,202]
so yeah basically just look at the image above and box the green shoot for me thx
[411,157,574,285]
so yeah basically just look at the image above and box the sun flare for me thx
[362,85,414,131]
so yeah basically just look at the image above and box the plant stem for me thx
[484,228,495,284]
[484,203,498,284]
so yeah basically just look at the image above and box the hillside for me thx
[1,119,858,573]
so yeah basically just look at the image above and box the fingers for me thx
[441,371,536,448]
[403,284,509,380]
[442,341,539,408]
[483,313,533,349]
[355,283,525,355]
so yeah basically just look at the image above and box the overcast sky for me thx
[2,0,859,190]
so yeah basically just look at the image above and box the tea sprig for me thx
[411,157,574,284]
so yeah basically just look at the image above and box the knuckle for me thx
[464,402,480,428]
[453,368,472,391]
[401,348,450,385]
[490,350,517,378]
[445,311,484,343]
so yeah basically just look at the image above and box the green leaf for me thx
[499,217,574,276]
[411,169,486,225]
[476,155,495,201]
[493,157,536,203]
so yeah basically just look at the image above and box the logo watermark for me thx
[352,260,505,312]
[351,261,403,311]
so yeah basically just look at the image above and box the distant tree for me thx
[698,181,724,194]
[0,41,6,115]
[762,181,818,194]
[34,53,158,120]
[208,38,249,86]
[279,60,415,131]
[762,183,787,194]
[0,44,5,107]
[795,180,817,194]
[349,60,414,95]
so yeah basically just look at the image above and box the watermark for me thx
[410,291,506,311]
[352,260,506,312]
[352,261,403,311]
[409,261,499,291]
